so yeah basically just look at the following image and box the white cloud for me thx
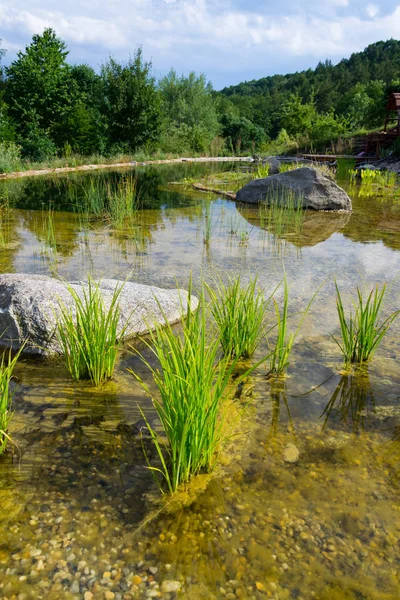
[0,0,396,85]
[366,3,379,18]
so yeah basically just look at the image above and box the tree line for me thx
[0,30,399,167]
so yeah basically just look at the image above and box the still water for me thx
[1,163,400,600]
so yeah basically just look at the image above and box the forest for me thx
[0,30,400,170]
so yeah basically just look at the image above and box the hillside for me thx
[218,40,400,140]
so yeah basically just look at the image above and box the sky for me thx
[0,0,397,89]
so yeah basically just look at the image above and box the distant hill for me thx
[218,40,400,139]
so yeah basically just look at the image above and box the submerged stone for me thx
[236,167,352,211]
[0,274,198,357]
[283,443,300,464]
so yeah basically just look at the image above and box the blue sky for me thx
[0,0,396,88]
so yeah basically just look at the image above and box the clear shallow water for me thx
[1,166,400,599]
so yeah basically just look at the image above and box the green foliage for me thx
[336,158,356,180]
[55,278,125,385]
[206,275,266,359]
[259,188,305,237]
[0,347,23,455]
[220,113,266,154]
[132,284,242,493]
[332,283,400,365]
[255,163,270,178]
[5,29,82,157]
[159,70,220,153]
[101,49,161,151]
[0,142,21,173]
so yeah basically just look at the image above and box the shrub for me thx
[0,142,22,173]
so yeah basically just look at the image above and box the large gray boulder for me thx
[0,274,198,357]
[236,167,352,211]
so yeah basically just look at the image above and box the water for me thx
[1,165,400,599]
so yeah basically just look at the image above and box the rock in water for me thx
[0,274,198,356]
[283,444,300,464]
[236,167,352,211]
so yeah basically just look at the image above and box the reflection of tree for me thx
[320,369,375,433]
[268,381,295,439]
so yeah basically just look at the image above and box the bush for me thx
[0,142,22,173]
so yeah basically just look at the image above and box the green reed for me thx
[56,278,126,385]
[267,278,319,377]
[82,175,139,229]
[0,347,23,455]
[278,162,298,173]
[332,282,400,365]
[255,163,270,178]
[206,274,266,359]
[259,188,305,237]
[133,283,263,493]
[336,158,356,180]
[42,208,57,249]
[0,195,10,248]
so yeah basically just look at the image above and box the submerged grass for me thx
[0,347,23,455]
[206,274,266,359]
[56,277,126,385]
[332,282,400,365]
[133,282,265,494]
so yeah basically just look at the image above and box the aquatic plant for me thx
[82,175,139,229]
[332,282,400,365]
[255,163,270,178]
[0,348,23,455]
[267,278,319,377]
[206,274,266,359]
[0,196,10,248]
[336,158,356,180]
[259,188,305,237]
[133,283,261,493]
[278,162,299,173]
[56,278,126,385]
[42,208,57,249]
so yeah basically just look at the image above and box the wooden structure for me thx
[384,93,400,132]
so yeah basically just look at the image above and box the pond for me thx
[1,163,400,600]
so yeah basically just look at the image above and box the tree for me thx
[5,29,82,156]
[101,49,161,151]
[220,114,266,154]
[159,70,220,152]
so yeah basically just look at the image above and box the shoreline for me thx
[0,156,253,181]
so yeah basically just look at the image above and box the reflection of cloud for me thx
[0,1,398,85]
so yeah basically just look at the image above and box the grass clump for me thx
[206,274,266,359]
[0,348,23,455]
[336,158,356,180]
[332,282,399,365]
[56,278,125,385]
[255,164,270,178]
[259,188,305,237]
[133,284,260,493]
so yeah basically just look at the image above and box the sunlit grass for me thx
[56,277,126,385]
[259,188,305,237]
[0,347,23,456]
[255,164,270,178]
[332,282,400,365]
[133,282,264,493]
[206,274,266,359]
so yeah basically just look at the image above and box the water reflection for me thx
[268,381,295,439]
[321,369,376,433]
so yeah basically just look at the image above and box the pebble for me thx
[161,580,181,593]
[283,444,300,464]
